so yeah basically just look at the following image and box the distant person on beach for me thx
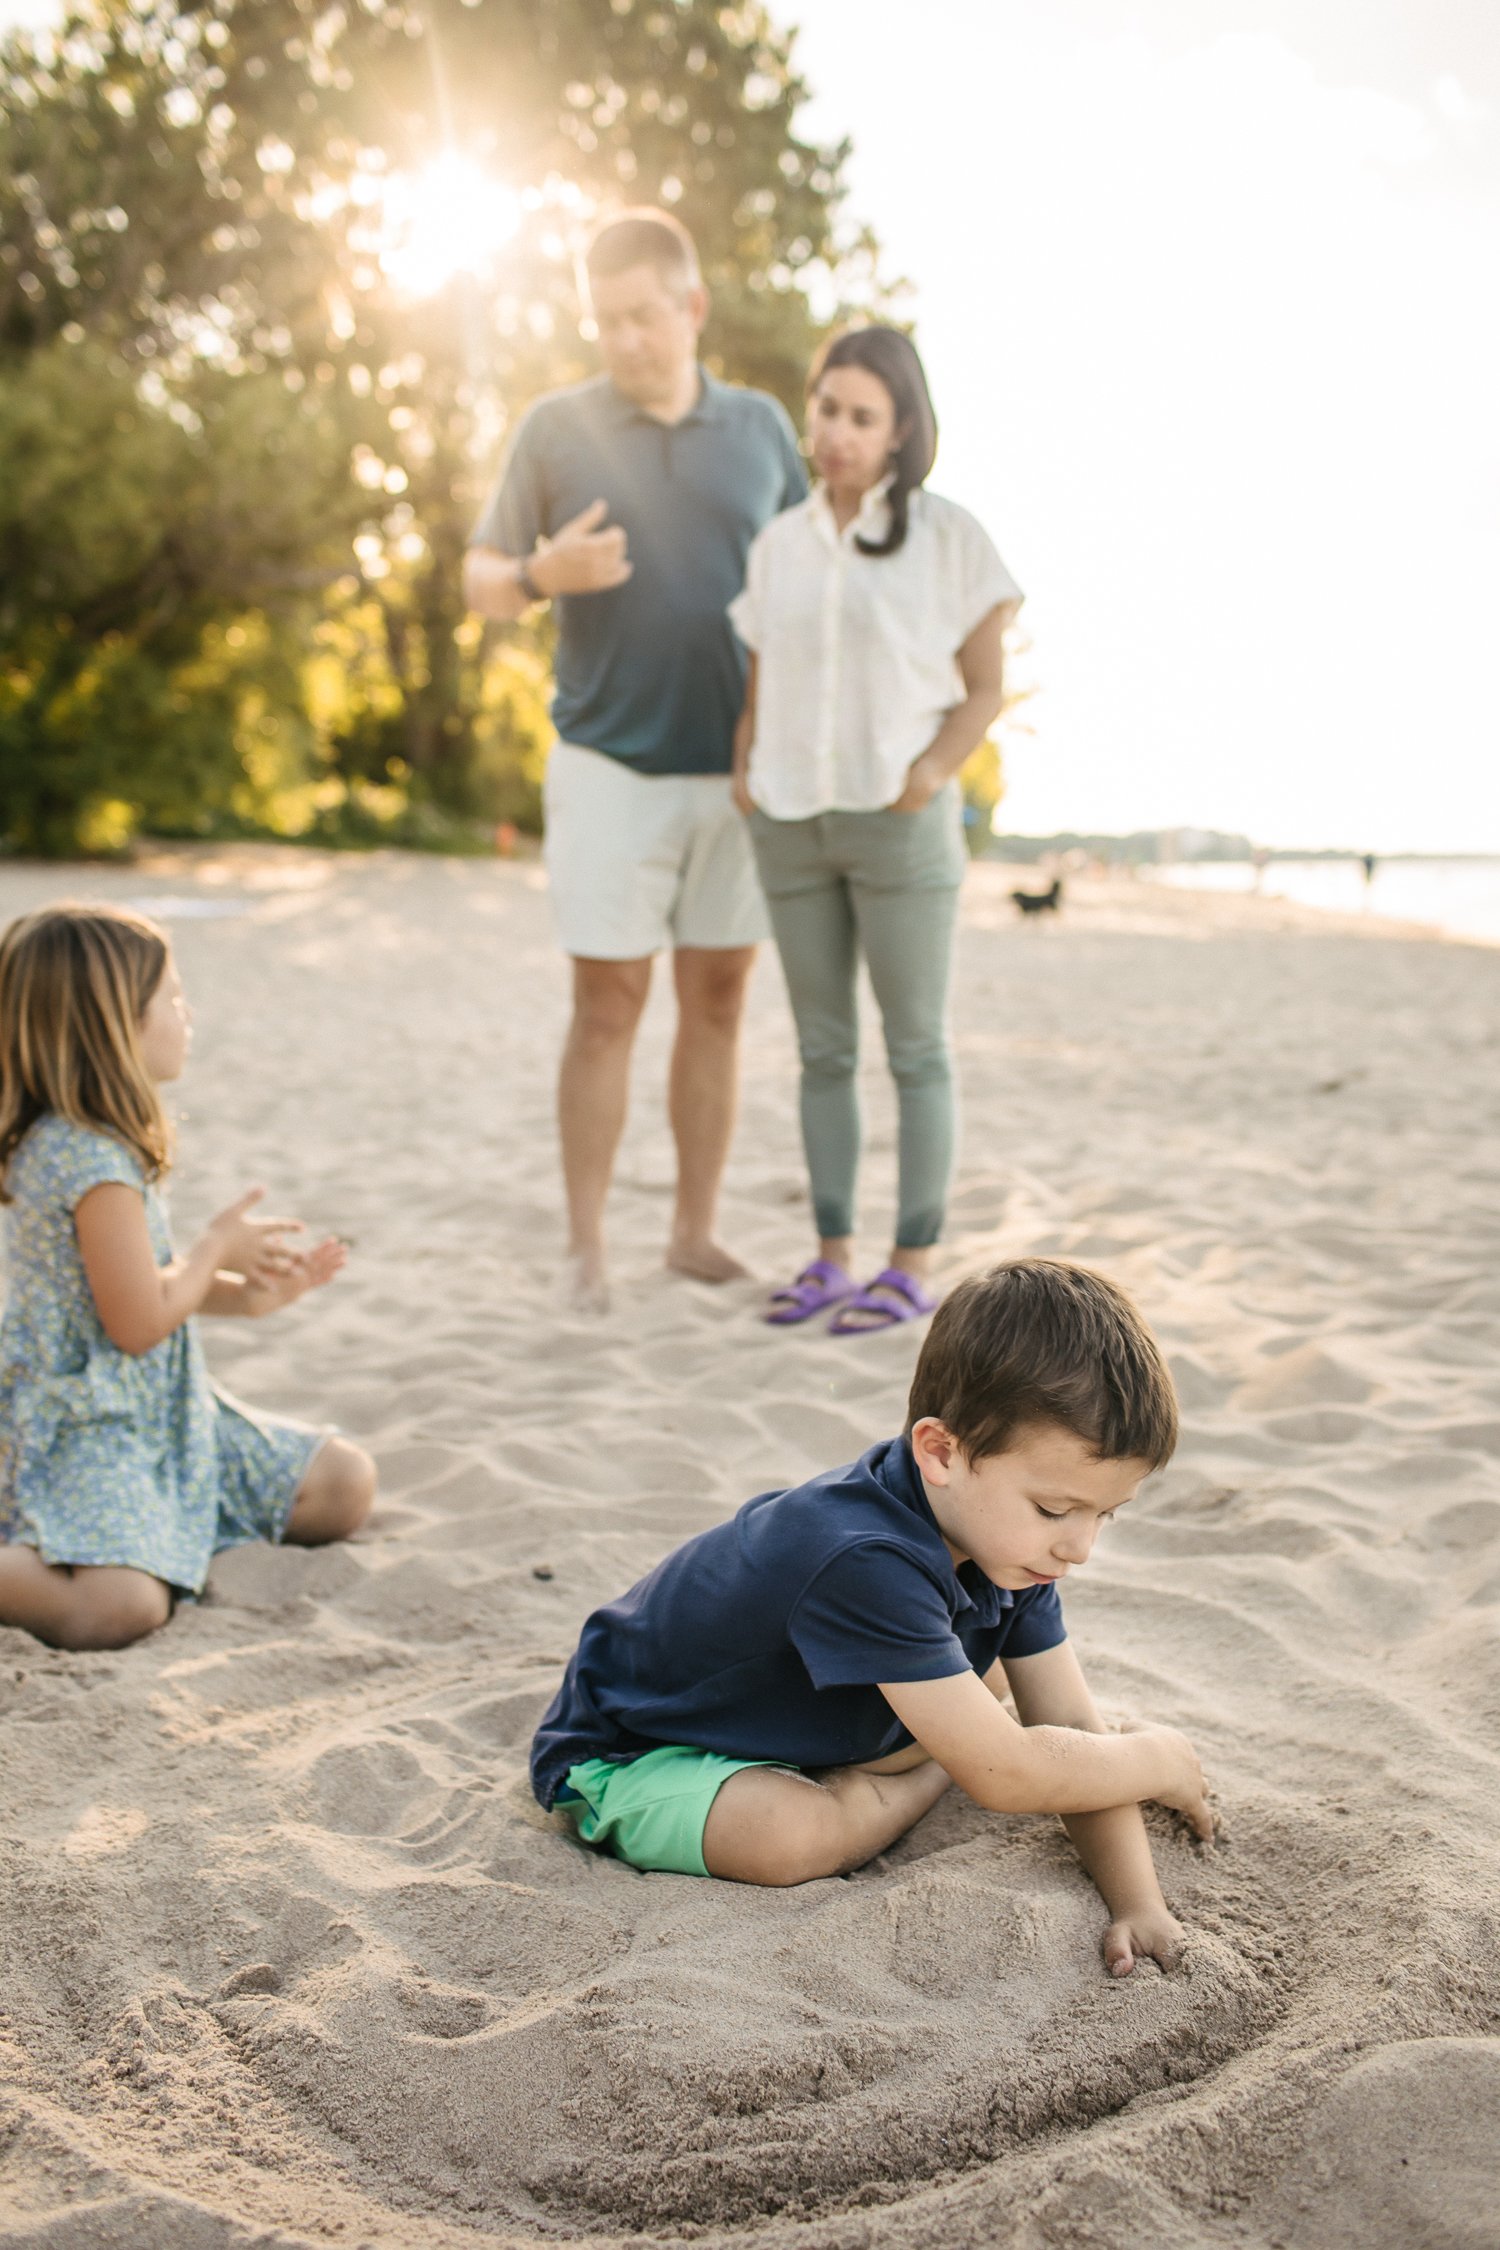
[532,1259,1213,1974]
[464,210,807,1311]
[729,327,1022,1334]
[0,905,375,1650]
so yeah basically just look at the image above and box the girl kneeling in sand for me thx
[0,904,375,1650]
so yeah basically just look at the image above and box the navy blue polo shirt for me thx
[470,371,806,775]
[530,1435,1066,1810]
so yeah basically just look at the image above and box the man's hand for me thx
[237,1236,348,1317]
[730,769,755,817]
[530,499,632,596]
[1102,1898,1187,1978]
[887,751,944,815]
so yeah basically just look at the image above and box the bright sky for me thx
[789,0,1500,849]
[4,0,1495,848]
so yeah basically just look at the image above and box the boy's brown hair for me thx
[907,1259,1178,1469]
[0,903,172,1200]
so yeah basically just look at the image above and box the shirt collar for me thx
[875,1436,1013,1620]
[811,471,896,549]
[604,366,721,429]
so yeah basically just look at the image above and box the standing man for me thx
[465,210,806,1310]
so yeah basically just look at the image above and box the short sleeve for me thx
[727,525,769,650]
[1001,1580,1066,1659]
[951,507,1024,644]
[788,1543,973,1689]
[36,1119,146,1213]
[470,406,550,558]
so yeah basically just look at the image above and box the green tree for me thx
[0,0,881,853]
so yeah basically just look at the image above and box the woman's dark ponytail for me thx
[808,325,937,559]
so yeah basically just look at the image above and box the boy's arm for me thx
[1000,1642,1190,1975]
[878,1665,1212,1834]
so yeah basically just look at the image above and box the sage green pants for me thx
[748,787,966,1250]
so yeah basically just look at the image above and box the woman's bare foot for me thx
[566,1245,611,1314]
[665,1235,752,1284]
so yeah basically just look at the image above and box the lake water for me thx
[1149,858,1500,945]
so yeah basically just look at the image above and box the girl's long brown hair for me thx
[0,904,172,1201]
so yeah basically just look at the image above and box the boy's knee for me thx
[760,1794,850,1886]
[705,1775,848,1887]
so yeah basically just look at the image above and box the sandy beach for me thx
[2,844,1497,2250]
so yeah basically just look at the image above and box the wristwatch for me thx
[517,554,546,604]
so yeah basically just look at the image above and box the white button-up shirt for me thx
[728,482,1022,819]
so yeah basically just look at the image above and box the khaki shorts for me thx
[543,741,768,960]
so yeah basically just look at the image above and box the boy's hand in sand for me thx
[1103,1899,1187,1978]
[1120,1719,1215,1841]
[237,1236,348,1317]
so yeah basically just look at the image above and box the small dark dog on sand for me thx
[1011,877,1064,917]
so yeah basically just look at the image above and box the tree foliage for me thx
[0,0,881,853]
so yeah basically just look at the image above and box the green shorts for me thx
[558,1744,792,1877]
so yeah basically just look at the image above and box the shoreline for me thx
[9,833,1494,947]
[976,855,1479,945]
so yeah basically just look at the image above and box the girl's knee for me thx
[59,1572,171,1651]
[290,1439,376,1544]
[319,1438,377,1535]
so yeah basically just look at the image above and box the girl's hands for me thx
[238,1235,348,1318]
[730,770,756,817]
[204,1187,303,1283]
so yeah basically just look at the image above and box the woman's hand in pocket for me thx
[888,753,944,815]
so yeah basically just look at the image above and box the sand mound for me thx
[3,848,1498,2249]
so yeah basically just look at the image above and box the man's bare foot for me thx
[565,1246,610,1314]
[665,1237,752,1285]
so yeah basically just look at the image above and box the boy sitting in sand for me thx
[532,1259,1213,1975]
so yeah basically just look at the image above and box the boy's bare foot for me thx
[665,1237,751,1285]
[566,1246,611,1314]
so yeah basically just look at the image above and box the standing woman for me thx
[729,327,1023,1332]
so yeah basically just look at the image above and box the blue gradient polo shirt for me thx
[471,371,806,775]
[530,1435,1066,1809]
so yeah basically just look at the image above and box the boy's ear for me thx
[910,1417,959,1485]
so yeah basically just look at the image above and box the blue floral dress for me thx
[0,1115,322,1592]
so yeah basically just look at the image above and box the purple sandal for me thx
[763,1259,856,1326]
[828,1267,938,1335]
